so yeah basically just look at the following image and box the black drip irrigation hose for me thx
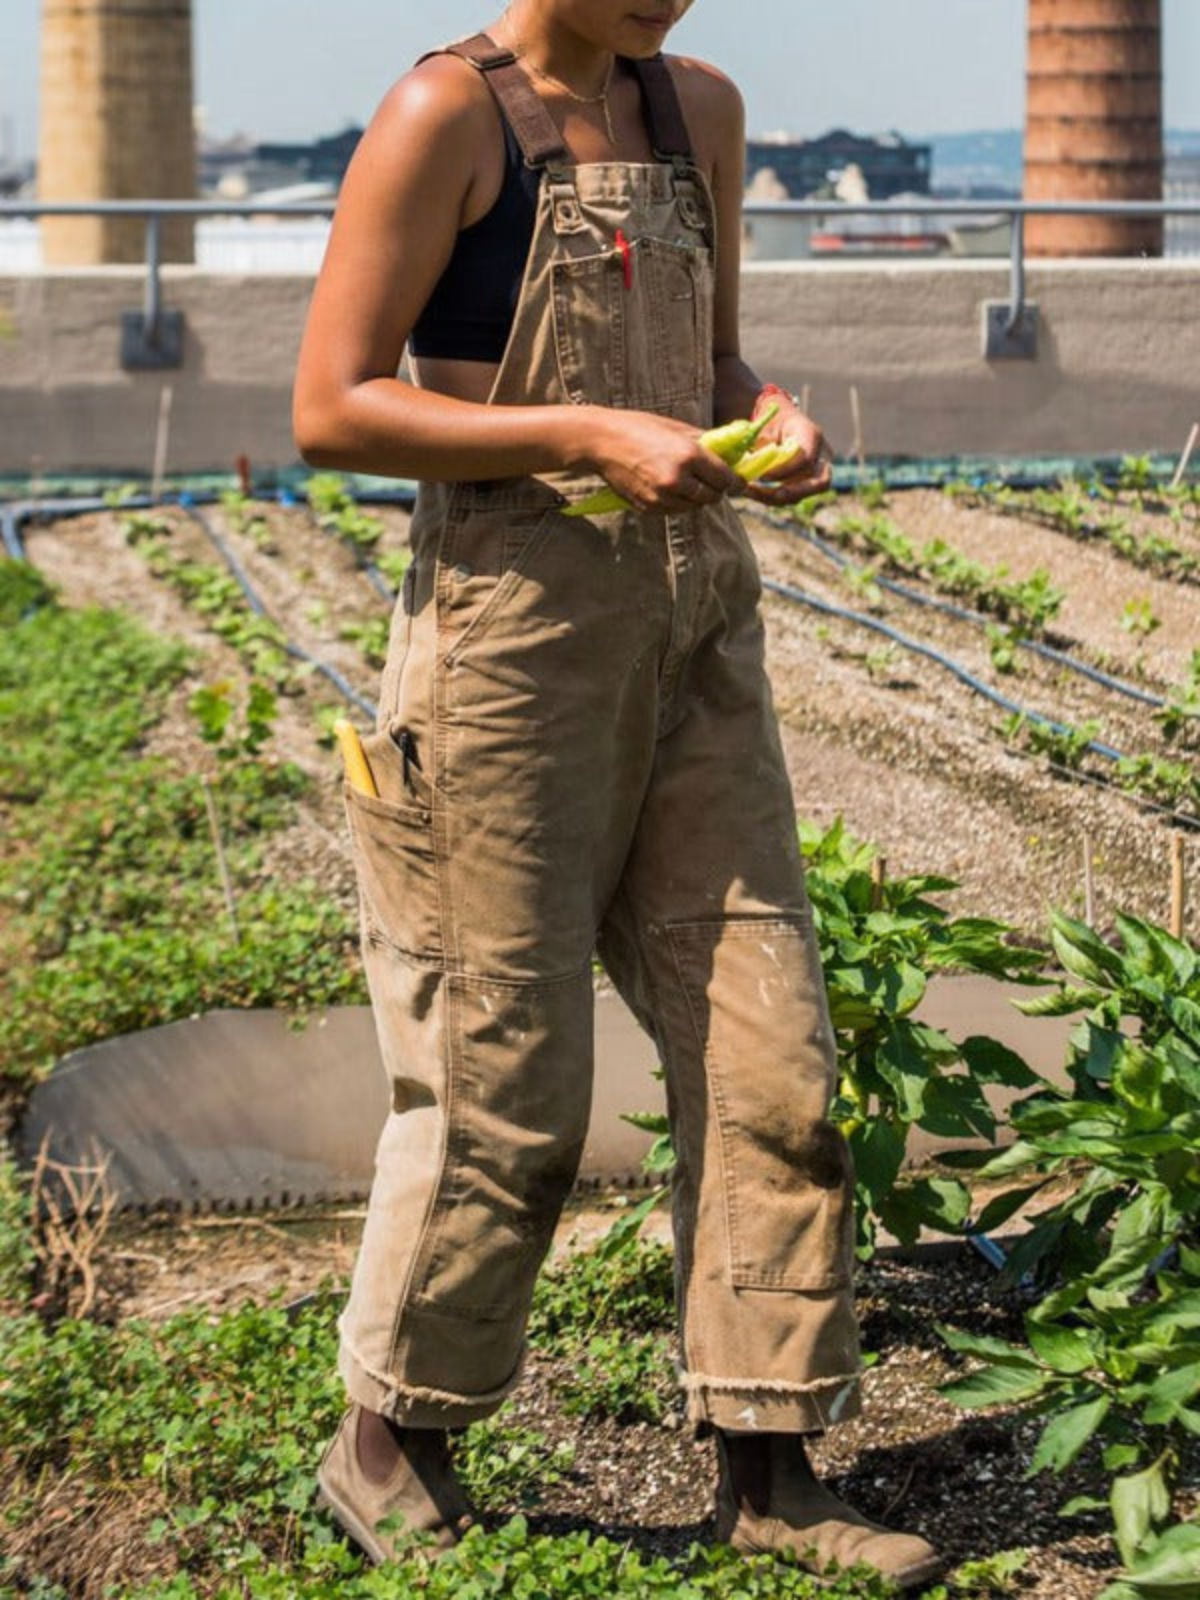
[9,490,1195,828]
[772,512,1167,711]
[761,574,1127,764]
[279,484,416,603]
[3,493,381,725]
[762,571,1200,832]
[181,505,379,723]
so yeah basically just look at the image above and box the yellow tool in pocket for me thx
[333,717,379,797]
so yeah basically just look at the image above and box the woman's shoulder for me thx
[660,53,745,173]
[662,52,744,127]
[365,49,500,153]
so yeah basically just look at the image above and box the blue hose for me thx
[1,504,25,560]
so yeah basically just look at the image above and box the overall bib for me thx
[338,38,863,1437]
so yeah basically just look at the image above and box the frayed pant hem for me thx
[684,1370,863,1434]
[339,1337,524,1428]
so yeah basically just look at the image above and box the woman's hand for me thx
[585,409,743,513]
[741,385,834,506]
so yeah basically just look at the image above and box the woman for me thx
[293,2,942,1587]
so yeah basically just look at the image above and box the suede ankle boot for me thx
[715,1430,943,1590]
[316,1405,474,1561]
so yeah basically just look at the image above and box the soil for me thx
[11,484,1200,1595]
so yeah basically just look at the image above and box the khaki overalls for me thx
[338,37,863,1437]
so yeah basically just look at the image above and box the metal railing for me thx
[2,196,1198,365]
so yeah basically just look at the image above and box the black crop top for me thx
[408,110,540,363]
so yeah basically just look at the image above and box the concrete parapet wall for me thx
[0,260,1197,475]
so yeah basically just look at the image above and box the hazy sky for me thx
[2,1,1198,163]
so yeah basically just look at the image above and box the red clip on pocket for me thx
[614,228,633,290]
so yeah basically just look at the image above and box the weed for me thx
[455,1418,576,1508]
[529,1236,675,1352]
[556,1330,675,1424]
[0,559,57,627]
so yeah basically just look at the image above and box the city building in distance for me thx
[746,129,933,201]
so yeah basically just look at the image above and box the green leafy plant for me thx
[1156,650,1200,743]
[0,559,58,628]
[986,623,1020,676]
[338,615,390,669]
[1001,711,1101,772]
[455,1418,575,1508]
[943,1547,1031,1596]
[938,909,1200,1590]
[556,1329,675,1424]
[827,515,1064,635]
[0,1155,33,1310]
[0,592,363,1087]
[374,549,413,594]
[1112,754,1199,815]
[1121,598,1161,639]
[220,489,276,553]
[529,1235,675,1351]
[604,821,1048,1263]
[1118,455,1158,498]
[305,474,385,554]
[857,477,889,511]
[122,517,300,690]
[804,818,1046,1256]
[189,678,279,758]
[841,562,884,612]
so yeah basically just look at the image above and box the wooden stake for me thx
[1170,422,1198,492]
[1082,832,1096,927]
[202,776,241,943]
[870,855,887,910]
[850,385,866,472]
[151,384,174,502]
[1169,834,1186,940]
[800,383,812,417]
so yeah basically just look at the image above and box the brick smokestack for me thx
[1025,0,1163,257]
[39,0,195,265]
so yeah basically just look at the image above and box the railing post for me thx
[143,212,162,345]
[1004,210,1026,336]
[120,207,184,371]
[983,207,1038,360]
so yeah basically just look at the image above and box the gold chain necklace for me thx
[508,25,617,146]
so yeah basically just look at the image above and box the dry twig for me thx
[30,1135,117,1318]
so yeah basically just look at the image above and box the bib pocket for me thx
[551,234,714,411]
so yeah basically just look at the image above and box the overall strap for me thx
[628,53,693,161]
[437,32,569,170]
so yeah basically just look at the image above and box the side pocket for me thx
[344,769,441,966]
[666,915,853,1292]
